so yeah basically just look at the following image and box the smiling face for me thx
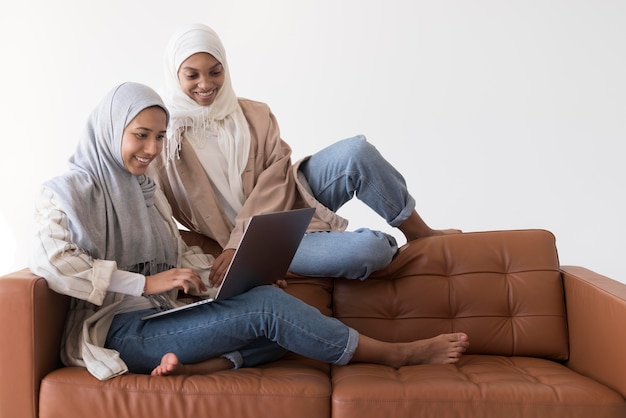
[120,106,168,176]
[177,52,225,106]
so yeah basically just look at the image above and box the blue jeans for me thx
[105,286,359,374]
[290,135,414,279]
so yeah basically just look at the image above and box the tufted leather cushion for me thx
[333,229,568,360]
[331,355,625,418]
[40,356,330,418]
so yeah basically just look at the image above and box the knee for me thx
[249,285,283,299]
[338,136,383,169]
[354,244,395,269]
[245,286,296,309]
[342,135,374,156]
[344,230,397,279]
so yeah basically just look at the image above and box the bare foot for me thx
[405,227,462,242]
[427,228,462,237]
[398,333,469,367]
[151,353,182,376]
[353,332,470,368]
[151,353,234,376]
[398,211,462,242]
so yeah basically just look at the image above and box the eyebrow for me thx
[134,127,167,134]
[180,62,223,72]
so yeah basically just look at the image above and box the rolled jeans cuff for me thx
[334,327,359,366]
[388,195,416,227]
[221,351,243,369]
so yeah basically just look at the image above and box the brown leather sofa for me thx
[2,229,625,418]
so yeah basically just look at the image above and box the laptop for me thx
[141,207,315,320]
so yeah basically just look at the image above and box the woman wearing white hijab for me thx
[30,82,468,380]
[149,23,459,287]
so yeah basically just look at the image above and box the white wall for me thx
[1,0,624,283]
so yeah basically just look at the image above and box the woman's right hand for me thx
[144,268,207,295]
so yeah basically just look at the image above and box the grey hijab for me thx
[45,82,176,274]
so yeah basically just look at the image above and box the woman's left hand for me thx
[208,249,235,287]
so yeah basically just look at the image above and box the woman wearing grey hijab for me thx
[29,82,468,381]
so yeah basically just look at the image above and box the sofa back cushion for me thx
[333,229,568,360]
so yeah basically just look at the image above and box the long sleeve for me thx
[226,103,297,249]
[29,186,145,305]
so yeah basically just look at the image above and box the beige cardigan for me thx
[148,98,349,251]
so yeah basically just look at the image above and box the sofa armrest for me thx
[0,269,69,418]
[562,265,626,398]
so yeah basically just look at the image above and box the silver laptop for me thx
[141,207,314,320]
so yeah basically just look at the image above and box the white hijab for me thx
[44,82,176,274]
[162,23,250,214]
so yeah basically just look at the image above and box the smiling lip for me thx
[135,156,151,165]
[194,89,216,100]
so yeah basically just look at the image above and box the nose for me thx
[197,75,211,89]
[144,137,162,156]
